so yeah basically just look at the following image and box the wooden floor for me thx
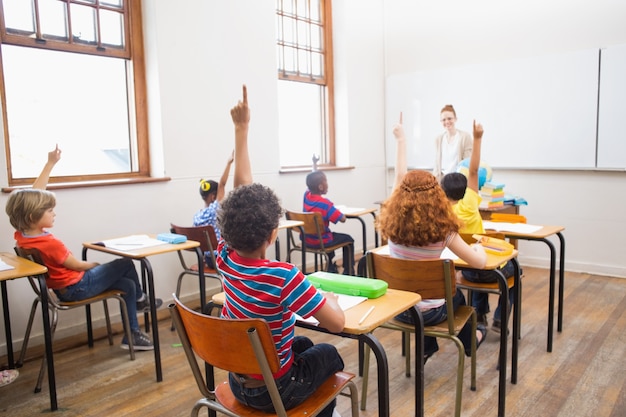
[1,266,625,416]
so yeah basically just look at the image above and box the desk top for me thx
[212,288,421,335]
[0,252,48,282]
[484,224,565,239]
[335,206,377,217]
[83,236,200,259]
[279,219,304,230]
[369,245,518,271]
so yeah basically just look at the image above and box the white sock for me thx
[137,293,146,302]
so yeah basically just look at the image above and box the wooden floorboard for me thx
[1,266,625,416]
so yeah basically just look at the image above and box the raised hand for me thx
[473,119,484,140]
[230,84,250,128]
[393,111,406,140]
[48,144,62,164]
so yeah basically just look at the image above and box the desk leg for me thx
[1,281,14,368]
[195,247,206,309]
[351,216,368,255]
[409,306,424,417]
[494,269,509,417]
[38,274,58,411]
[557,232,566,332]
[510,258,522,385]
[359,334,391,417]
[140,259,163,382]
[540,238,557,353]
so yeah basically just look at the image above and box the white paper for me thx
[335,205,365,215]
[483,221,543,234]
[100,235,167,251]
[0,260,15,271]
[296,291,367,325]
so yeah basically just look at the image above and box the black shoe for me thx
[121,330,154,351]
[492,319,510,336]
[476,313,488,327]
[137,296,163,313]
[327,263,339,273]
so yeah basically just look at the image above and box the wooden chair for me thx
[14,246,135,393]
[169,295,359,417]
[360,251,477,417]
[169,224,223,305]
[284,210,355,274]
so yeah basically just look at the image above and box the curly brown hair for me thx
[377,170,462,246]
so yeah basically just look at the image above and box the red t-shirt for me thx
[14,231,84,289]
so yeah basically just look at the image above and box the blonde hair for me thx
[5,189,56,233]
[377,170,462,246]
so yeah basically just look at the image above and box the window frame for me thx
[276,0,336,170]
[0,0,151,187]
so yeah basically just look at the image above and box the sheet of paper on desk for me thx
[483,221,543,234]
[440,247,459,260]
[0,260,15,271]
[335,205,365,215]
[100,235,167,251]
[296,291,367,325]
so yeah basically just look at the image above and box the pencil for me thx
[358,306,375,324]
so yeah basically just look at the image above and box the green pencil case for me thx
[306,271,388,299]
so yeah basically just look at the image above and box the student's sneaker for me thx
[0,369,19,387]
[476,313,488,327]
[492,319,510,336]
[137,294,163,313]
[121,330,154,351]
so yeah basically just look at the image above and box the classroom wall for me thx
[0,0,387,354]
[381,0,626,279]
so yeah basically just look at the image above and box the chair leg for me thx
[35,306,58,393]
[103,300,114,346]
[360,344,371,411]
[404,331,411,377]
[117,297,135,361]
[172,272,186,331]
[451,337,466,417]
[18,298,41,367]
[343,380,360,417]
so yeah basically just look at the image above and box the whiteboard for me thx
[385,48,600,169]
[597,43,626,169]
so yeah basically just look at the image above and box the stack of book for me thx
[479,182,505,208]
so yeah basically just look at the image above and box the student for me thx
[302,171,355,275]
[440,121,516,333]
[216,85,346,417]
[5,145,162,351]
[378,113,488,363]
[193,151,234,267]
[433,104,473,181]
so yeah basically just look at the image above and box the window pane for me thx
[2,0,35,34]
[70,3,97,45]
[3,45,133,179]
[40,0,69,41]
[278,80,324,166]
[101,0,123,7]
[100,9,124,48]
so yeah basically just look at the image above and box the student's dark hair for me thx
[306,170,325,193]
[218,183,283,252]
[440,172,468,201]
[199,179,218,200]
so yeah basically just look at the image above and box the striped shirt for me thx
[216,240,325,378]
[388,234,454,311]
[302,190,344,245]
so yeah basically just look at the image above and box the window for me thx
[0,0,149,186]
[276,0,335,169]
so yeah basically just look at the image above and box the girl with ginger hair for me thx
[376,112,488,363]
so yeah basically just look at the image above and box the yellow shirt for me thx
[452,188,485,234]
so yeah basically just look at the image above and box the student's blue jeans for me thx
[228,336,344,417]
[54,258,142,332]
[461,260,516,322]
[395,288,476,356]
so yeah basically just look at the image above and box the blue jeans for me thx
[461,260,516,321]
[395,289,476,356]
[228,336,344,417]
[55,258,142,331]
[307,232,355,275]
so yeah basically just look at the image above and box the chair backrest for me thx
[285,210,325,243]
[14,246,62,306]
[170,224,218,254]
[365,251,455,301]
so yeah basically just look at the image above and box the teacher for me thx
[433,104,473,181]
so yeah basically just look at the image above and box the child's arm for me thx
[467,120,484,193]
[230,85,252,188]
[313,292,345,333]
[63,253,99,271]
[33,145,62,190]
[217,150,234,203]
[447,232,487,269]
[392,112,407,192]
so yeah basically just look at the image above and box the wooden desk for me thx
[479,204,520,220]
[82,238,202,383]
[0,253,55,410]
[337,206,379,255]
[484,222,566,353]
[370,244,521,417]
[212,288,425,417]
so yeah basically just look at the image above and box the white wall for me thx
[382,0,626,278]
[0,0,386,354]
